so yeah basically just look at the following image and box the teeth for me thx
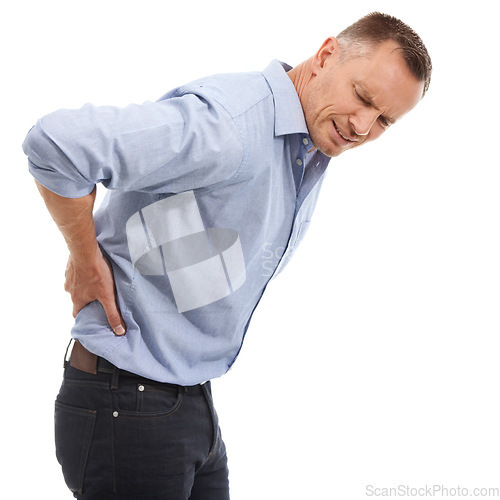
[334,122,353,142]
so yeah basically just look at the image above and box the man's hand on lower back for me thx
[35,181,126,336]
[64,248,126,335]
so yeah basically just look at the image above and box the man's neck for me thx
[287,57,314,100]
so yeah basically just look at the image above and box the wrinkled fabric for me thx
[23,60,330,384]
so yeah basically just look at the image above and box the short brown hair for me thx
[337,12,432,96]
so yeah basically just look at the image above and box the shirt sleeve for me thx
[22,93,244,198]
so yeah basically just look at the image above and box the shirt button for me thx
[138,385,145,392]
[113,411,119,418]
[302,138,309,145]
[296,159,303,166]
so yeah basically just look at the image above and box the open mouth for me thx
[333,121,357,144]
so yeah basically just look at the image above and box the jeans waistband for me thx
[66,339,205,392]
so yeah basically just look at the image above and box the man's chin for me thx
[315,136,367,157]
[313,141,353,158]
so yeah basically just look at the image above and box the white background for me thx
[2,0,499,498]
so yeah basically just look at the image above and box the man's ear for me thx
[311,37,340,75]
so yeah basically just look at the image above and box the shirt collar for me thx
[262,60,309,137]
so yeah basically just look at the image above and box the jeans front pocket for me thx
[54,400,97,494]
[135,382,182,412]
[111,391,189,497]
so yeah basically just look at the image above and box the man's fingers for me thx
[112,323,126,336]
[64,251,126,335]
[71,299,89,318]
[72,299,125,335]
[101,298,126,336]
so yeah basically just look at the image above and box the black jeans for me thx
[55,362,230,499]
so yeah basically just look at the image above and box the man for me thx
[23,12,431,500]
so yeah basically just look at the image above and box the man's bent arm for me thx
[35,181,126,335]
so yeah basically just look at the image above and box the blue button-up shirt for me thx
[23,60,330,384]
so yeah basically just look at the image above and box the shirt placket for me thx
[291,135,312,194]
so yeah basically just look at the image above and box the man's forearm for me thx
[35,181,99,258]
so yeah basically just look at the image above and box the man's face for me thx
[300,38,424,157]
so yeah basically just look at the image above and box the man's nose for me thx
[349,109,379,137]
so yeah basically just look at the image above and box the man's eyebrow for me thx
[356,82,396,125]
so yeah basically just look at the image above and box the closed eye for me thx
[355,90,370,106]
[355,87,392,129]
[379,116,390,128]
